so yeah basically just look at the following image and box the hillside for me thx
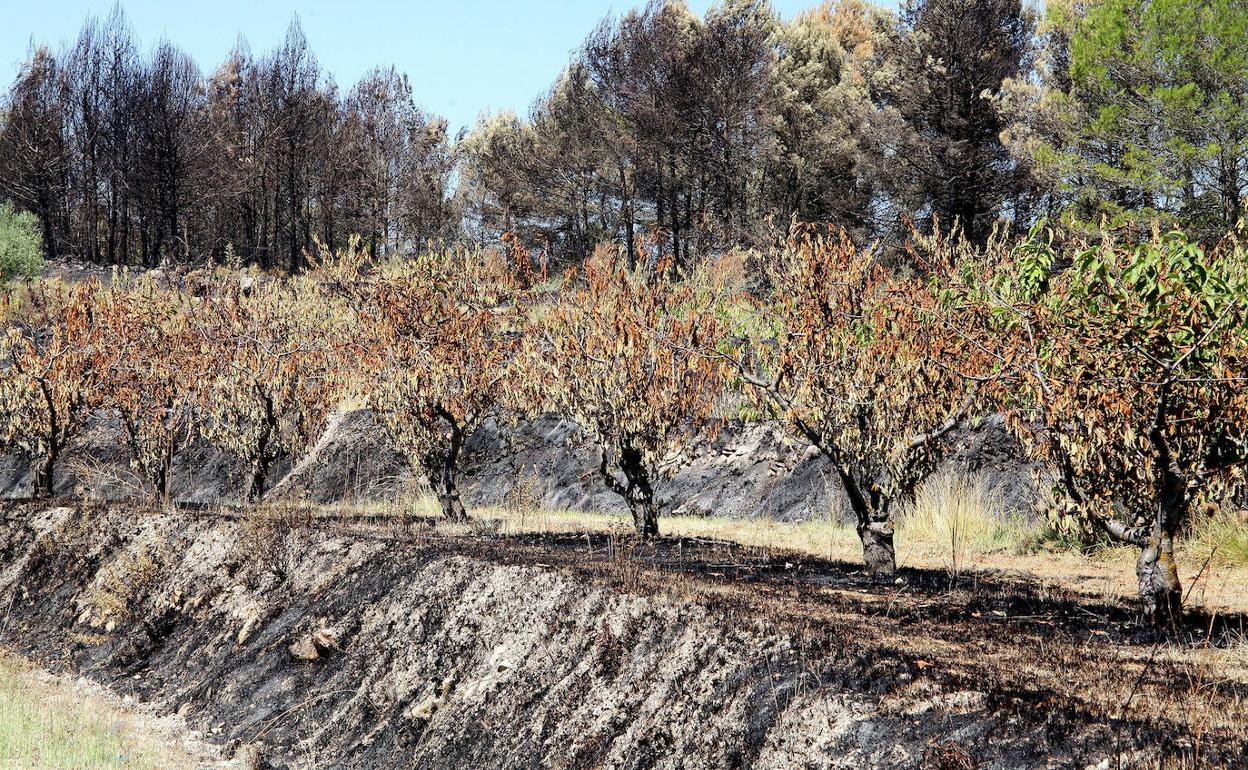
[0,409,1039,524]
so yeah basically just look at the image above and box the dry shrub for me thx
[502,468,544,527]
[922,740,974,770]
[65,454,148,504]
[898,471,1027,575]
[237,501,311,573]
[687,248,753,299]
[87,540,169,623]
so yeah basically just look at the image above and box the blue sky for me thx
[0,0,858,134]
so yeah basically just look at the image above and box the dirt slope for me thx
[2,503,1244,769]
[0,409,1043,525]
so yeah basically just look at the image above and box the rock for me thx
[237,615,258,645]
[311,626,339,655]
[405,676,455,722]
[288,623,339,661]
[287,636,320,662]
[407,693,440,721]
[233,742,265,770]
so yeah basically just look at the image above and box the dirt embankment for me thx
[2,503,1244,769]
[0,409,1043,523]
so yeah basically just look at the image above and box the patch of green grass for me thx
[0,655,177,769]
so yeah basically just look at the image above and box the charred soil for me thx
[0,501,1245,769]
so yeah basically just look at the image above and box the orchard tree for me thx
[97,280,204,506]
[361,250,523,522]
[731,227,980,577]
[523,249,726,536]
[196,279,340,501]
[977,227,1248,625]
[0,280,106,497]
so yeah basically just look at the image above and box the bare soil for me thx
[1,501,1245,769]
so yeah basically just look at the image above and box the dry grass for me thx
[83,541,169,626]
[1186,508,1248,568]
[897,471,1029,578]
[0,653,208,769]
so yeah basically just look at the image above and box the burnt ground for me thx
[0,408,1045,524]
[1,501,1246,769]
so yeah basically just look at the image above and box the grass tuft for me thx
[1187,508,1248,567]
[898,472,1029,575]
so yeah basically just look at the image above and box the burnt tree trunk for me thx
[35,384,62,499]
[247,396,279,503]
[155,438,175,512]
[34,453,55,499]
[600,442,660,537]
[1138,451,1186,626]
[621,163,636,271]
[248,460,269,504]
[426,451,468,523]
[422,413,469,523]
[1060,453,1186,628]
[858,517,896,579]
[839,466,897,579]
[434,479,467,522]
[1140,388,1187,627]
[623,444,659,537]
[626,479,660,538]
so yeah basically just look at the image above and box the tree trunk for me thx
[1137,533,1182,627]
[248,405,277,503]
[119,194,129,265]
[1141,403,1187,628]
[247,461,268,503]
[836,465,897,579]
[435,480,468,523]
[426,445,468,523]
[858,518,897,579]
[655,161,666,264]
[156,445,174,512]
[38,194,58,260]
[620,164,635,271]
[622,444,659,537]
[599,442,660,537]
[423,416,469,524]
[630,496,659,538]
[624,207,636,271]
[34,454,55,499]
[668,150,679,271]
